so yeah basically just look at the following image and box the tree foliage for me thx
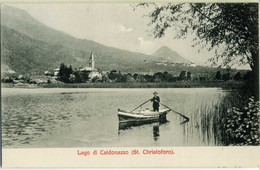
[179,71,187,80]
[136,3,258,71]
[234,72,242,81]
[215,71,222,80]
[224,96,259,145]
[58,63,73,83]
[222,73,231,81]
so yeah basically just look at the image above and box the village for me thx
[1,52,247,87]
[3,53,195,86]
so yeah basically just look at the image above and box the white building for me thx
[53,68,60,76]
[190,63,197,67]
[81,53,102,81]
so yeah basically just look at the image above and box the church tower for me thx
[89,52,95,70]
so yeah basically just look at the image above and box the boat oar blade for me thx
[180,119,189,124]
[161,103,190,122]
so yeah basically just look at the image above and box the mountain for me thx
[152,46,191,64]
[1,5,193,75]
[1,25,84,75]
[1,6,158,73]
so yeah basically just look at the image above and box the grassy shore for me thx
[2,80,245,89]
[33,81,246,89]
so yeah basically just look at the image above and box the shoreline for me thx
[2,81,245,89]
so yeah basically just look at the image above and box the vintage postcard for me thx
[1,0,259,168]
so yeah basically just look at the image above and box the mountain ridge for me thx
[152,46,191,64]
[1,5,193,75]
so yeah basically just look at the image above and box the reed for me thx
[190,90,259,146]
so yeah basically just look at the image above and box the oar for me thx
[130,99,151,113]
[160,103,189,121]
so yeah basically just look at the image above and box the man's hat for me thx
[153,91,158,95]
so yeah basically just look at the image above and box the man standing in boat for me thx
[151,92,160,112]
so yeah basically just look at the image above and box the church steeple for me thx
[89,52,95,70]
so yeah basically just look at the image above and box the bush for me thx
[91,76,102,83]
[224,96,259,145]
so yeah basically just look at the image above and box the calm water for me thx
[2,88,226,148]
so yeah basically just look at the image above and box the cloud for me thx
[137,37,155,53]
[119,24,133,32]
[138,37,153,46]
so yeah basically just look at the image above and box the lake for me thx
[2,88,226,148]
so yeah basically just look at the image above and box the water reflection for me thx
[118,120,170,142]
[118,114,191,143]
[118,119,169,131]
[153,125,159,141]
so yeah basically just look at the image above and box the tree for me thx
[144,74,154,82]
[58,63,73,83]
[187,72,192,81]
[91,76,101,83]
[222,73,230,81]
[133,73,139,80]
[233,72,242,81]
[116,74,127,82]
[153,72,164,82]
[215,71,222,80]
[136,3,259,97]
[137,3,258,69]
[73,71,82,83]
[108,72,117,81]
[69,74,76,83]
[243,71,254,81]
[179,71,186,80]
[162,71,173,82]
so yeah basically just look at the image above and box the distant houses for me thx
[156,61,197,67]
[43,53,198,84]
[41,51,215,84]
[44,71,51,76]
[53,68,60,77]
[47,54,198,82]
[190,63,196,67]
[156,61,164,65]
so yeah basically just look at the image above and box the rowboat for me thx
[118,108,171,123]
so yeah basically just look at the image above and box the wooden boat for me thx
[118,108,171,123]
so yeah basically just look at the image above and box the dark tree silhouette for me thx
[153,72,164,82]
[243,71,254,81]
[133,73,139,80]
[215,71,222,80]
[179,71,187,80]
[222,73,231,81]
[234,72,242,81]
[58,63,73,83]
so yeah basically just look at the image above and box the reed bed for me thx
[189,90,259,146]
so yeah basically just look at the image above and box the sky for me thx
[8,3,248,68]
